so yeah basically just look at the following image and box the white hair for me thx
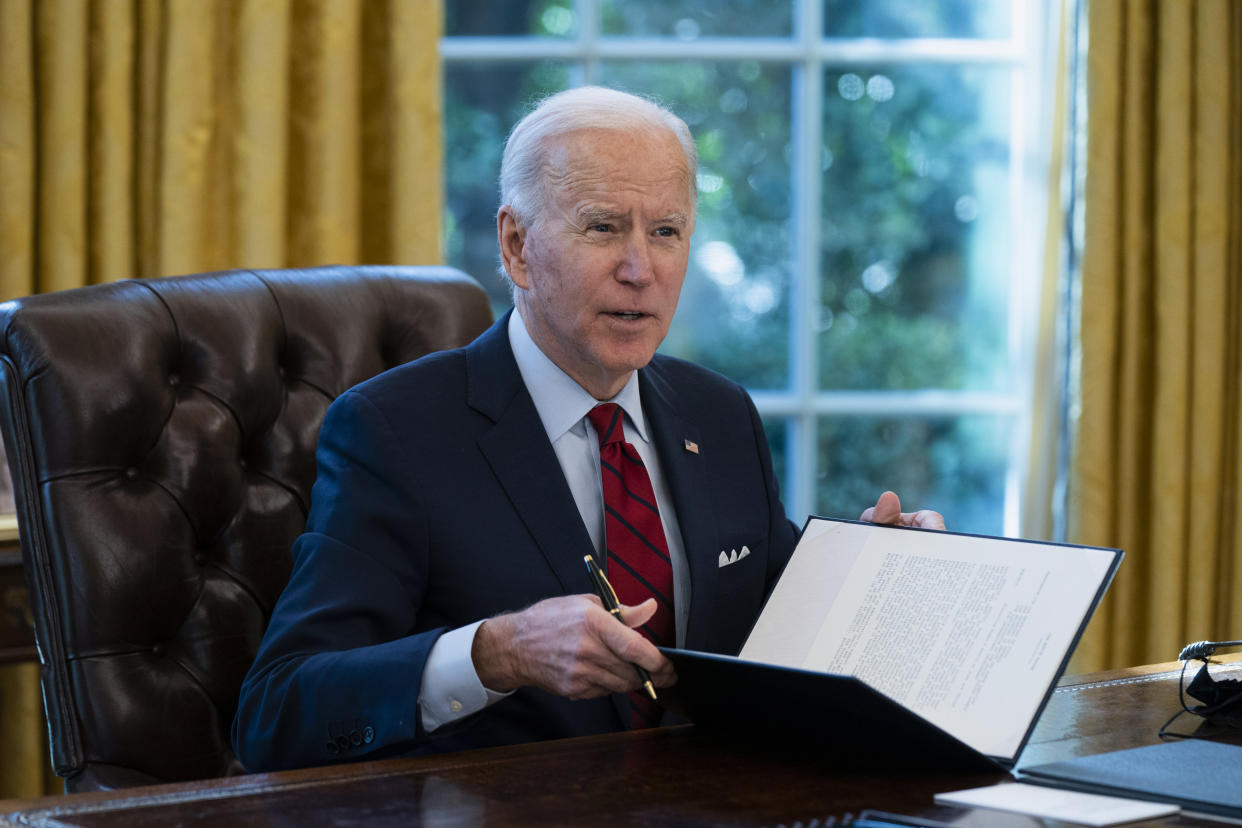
[496,87,698,287]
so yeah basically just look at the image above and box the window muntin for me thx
[441,0,1050,536]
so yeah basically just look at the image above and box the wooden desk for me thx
[1,658,1239,827]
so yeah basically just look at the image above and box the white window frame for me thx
[441,0,1059,536]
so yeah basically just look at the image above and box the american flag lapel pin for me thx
[683,439,699,454]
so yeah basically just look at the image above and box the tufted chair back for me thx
[0,265,493,791]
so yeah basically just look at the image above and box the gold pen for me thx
[583,554,658,701]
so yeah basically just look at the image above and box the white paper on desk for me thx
[934,783,1179,826]
[739,519,1118,758]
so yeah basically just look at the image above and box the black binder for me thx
[657,517,1123,773]
[1019,740,1242,818]
[658,648,1003,772]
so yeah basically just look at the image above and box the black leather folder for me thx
[657,517,1123,773]
[659,648,1003,772]
[1018,739,1242,818]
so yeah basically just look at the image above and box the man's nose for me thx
[616,235,654,285]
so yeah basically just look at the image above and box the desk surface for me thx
[2,658,1240,827]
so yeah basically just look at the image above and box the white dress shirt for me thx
[417,308,689,731]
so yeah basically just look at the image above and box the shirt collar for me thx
[508,307,650,444]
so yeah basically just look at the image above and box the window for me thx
[442,0,1058,536]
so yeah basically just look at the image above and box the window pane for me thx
[446,0,577,38]
[823,0,1012,39]
[600,61,793,390]
[443,62,571,313]
[819,65,1011,391]
[761,416,789,508]
[601,0,792,38]
[817,415,1009,535]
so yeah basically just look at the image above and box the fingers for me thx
[611,600,676,687]
[860,490,946,530]
[474,594,674,700]
[583,604,675,694]
[602,598,672,675]
[910,509,946,530]
[617,597,657,630]
[860,490,902,523]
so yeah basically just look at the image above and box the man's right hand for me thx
[471,594,675,699]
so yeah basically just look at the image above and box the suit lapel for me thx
[466,313,595,597]
[639,363,718,650]
[467,313,628,726]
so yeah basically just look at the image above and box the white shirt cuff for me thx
[417,620,511,733]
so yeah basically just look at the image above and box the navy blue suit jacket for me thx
[232,313,798,771]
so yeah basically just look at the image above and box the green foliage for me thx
[600,60,793,389]
[819,65,1010,392]
[816,416,1009,534]
[600,0,792,36]
[823,0,1011,38]
[443,60,571,312]
[442,0,1024,534]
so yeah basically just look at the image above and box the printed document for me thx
[739,519,1118,758]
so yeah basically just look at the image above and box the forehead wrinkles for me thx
[544,158,688,201]
[538,131,691,216]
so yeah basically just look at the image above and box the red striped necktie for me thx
[586,403,675,729]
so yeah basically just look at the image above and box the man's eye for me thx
[654,227,678,238]
[589,224,613,233]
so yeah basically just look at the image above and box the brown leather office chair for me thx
[0,265,493,791]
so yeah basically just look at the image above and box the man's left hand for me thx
[859,490,945,530]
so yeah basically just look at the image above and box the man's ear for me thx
[497,206,531,290]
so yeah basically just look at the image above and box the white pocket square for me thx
[718,545,751,568]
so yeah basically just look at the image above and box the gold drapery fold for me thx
[0,0,35,297]
[0,664,54,797]
[1,0,442,298]
[1071,0,1242,671]
[0,0,443,796]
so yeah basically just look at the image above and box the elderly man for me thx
[232,86,942,772]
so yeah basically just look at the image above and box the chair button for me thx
[194,552,207,565]
[363,726,375,744]
[335,735,350,750]
[349,730,362,746]
[326,741,339,755]
[238,458,248,469]
[151,644,164,657]
[168,374,180,387]
[125,467,138,480]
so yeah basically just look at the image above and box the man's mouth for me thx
[608,311,646,321]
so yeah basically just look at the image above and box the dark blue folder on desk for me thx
[1019,739,1242,818]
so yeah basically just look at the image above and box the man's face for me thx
[499,127,695,400]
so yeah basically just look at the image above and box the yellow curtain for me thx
[0,0,443,798]
[1071,0,1242,671]
[1021,0,1070,541]
[0,0,443,298]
